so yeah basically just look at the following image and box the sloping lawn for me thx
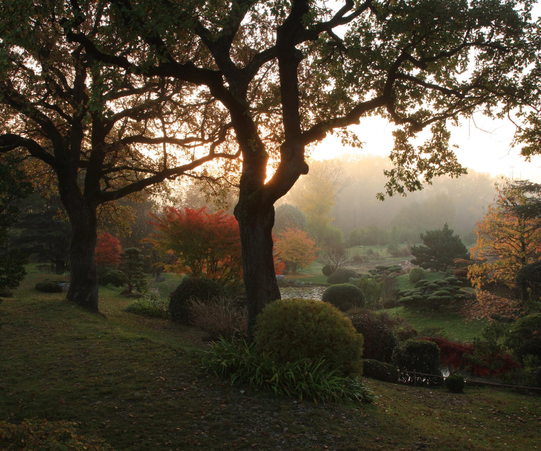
[0,272,540,450]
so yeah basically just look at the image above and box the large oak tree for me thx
[0,0,239,310]
[2,0,540,335]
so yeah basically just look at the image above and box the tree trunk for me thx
[63,199,99,311]
[235,201,281,339]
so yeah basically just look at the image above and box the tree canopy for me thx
[0,0,239,309]
[1,0,540,333]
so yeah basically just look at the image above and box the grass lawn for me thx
[384,306,487,343]
[1,270,540,450]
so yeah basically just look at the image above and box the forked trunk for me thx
[236,202,281,339]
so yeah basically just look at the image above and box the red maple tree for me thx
[95,233,121,268]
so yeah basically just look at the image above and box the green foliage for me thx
[348,311,398,363]
[169,276,228,324]
[254,298,363,376]
[119,247,148,294]
[322,283,366,312]
[362,359,399,383]
[0,418,112,451]
[525,365,541,388]
[125,288,169,319]
[0,156,32,292]
[515,261,541,304]
[327,268,358,284]
[202,337,372,403]
[12,193,71,275]
[322,264,334,276]
[505,314,541,362]
[35,279,66,293]
[411,224,469,271]
[393,339,442,385]
[99,268,127,287]
[409,267,425,284]
[445,374,465,393]
[398,277,468,311]
[274,204,307,235]
[354,276,383,307]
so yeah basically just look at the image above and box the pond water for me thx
[279,286,326,300]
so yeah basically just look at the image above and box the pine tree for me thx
[411,224,468,271]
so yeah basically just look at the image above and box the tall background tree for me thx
[468,180,541,318]
[3,0,540,335]
[0,1,239,310]
[0,155,32,295]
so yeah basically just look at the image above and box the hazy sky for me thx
[311,2,541,183]
[310,114,541,183]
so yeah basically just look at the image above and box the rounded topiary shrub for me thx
[505,313,541,362]
[327,268,359,284]
[445,374,465,393]
[35,279,64,293]
[169,277,228,324]
[254,298,363,376]
[322,283,365,312]
[393,339,442,385]
[408,267,425,284]
[322,264,334,276]
[363,359,399,383]
[99,269,126,287]
[348,311,398,363]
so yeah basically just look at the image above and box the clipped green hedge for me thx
[363,359,399,383]
[327,268,359,284]
[322,283,365,312]
[169,277,228,324]
[255,298,364,376]
[393,339,442,386]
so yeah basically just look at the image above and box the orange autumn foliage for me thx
[468,182,541,319]
[275,228,319,273]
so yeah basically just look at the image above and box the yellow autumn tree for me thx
[275,228,320,274]
[468,181,541,319]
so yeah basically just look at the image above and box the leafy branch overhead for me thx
[61,0,540,198]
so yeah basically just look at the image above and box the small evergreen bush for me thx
[355,276,383,307]
[255,298,364,376]
[169,277,228,324]
[348,311,398,363]
[125,288,169,319]
[99,269,126,287]
[35,279,65,293]
[322,283,365,312]
[505,313,541,362]
[119,247,147,294]
[362,359,399,383]
[327,268,358,284]
[393,339,442,385]
[408,267,425,284]
[322,264,334,276]
[445,374,465,393]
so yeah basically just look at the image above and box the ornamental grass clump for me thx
[202,337,372,403]
[169,276,228,324]
[254,298,363,377]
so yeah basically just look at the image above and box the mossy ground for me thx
[1,268,540,450]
